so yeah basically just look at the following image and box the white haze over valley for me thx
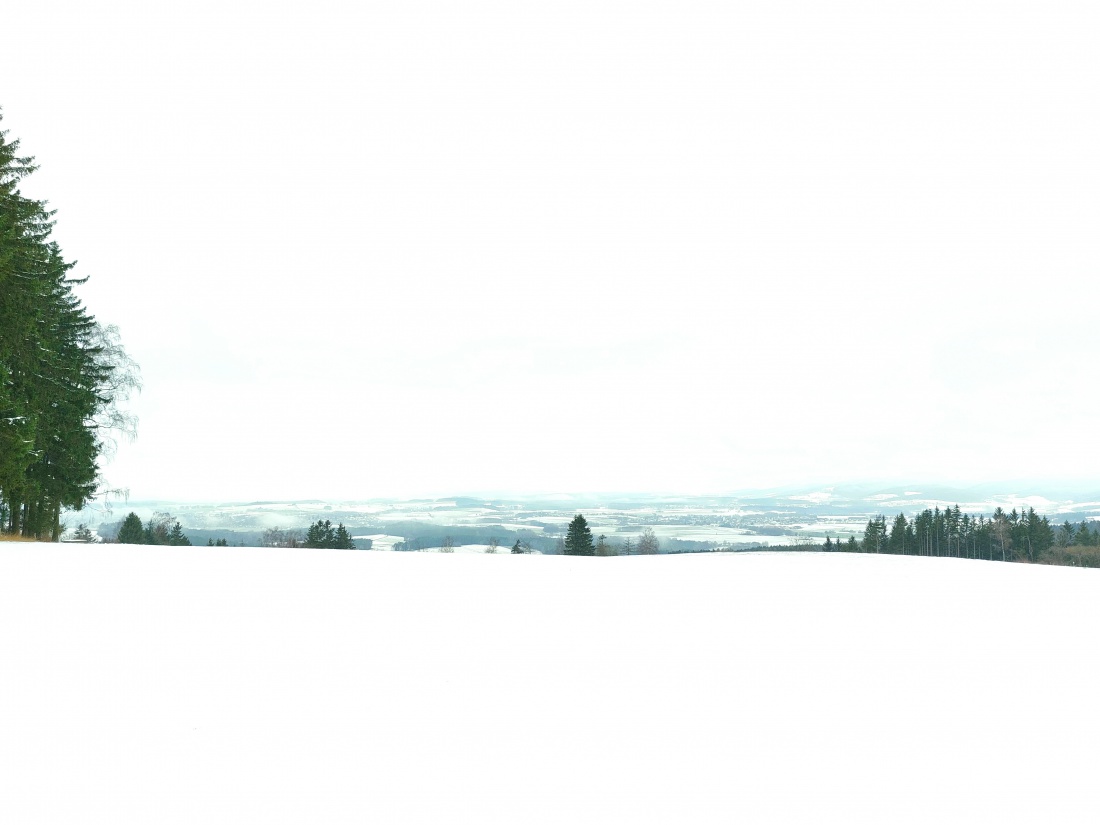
[5,0,1100,501]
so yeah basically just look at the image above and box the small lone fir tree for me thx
[564,515,595,556]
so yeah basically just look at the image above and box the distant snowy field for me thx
[3,548,1099,824]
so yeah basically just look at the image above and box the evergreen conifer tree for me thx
[167,521,191,546]
[1077,521,1094,547]
[117,512,144,544]
[306,519,339,548]
[564,514,595,556]
[0,111,139,539]
[334,523,356,549]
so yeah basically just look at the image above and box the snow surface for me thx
[2,547,1099,825]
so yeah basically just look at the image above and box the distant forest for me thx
[0,112,138,540]
[793,506,1099,567]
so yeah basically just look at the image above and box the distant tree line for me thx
[258,521,362,549]
[833,505,1100,567]
[0,111,139,540]
[116,511,191,546]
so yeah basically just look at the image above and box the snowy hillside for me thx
[2,547,1098,824]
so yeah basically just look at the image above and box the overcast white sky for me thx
[4,0,1099,501]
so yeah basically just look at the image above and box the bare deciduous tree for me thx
[637,528,660,555]
[261,527,287,547]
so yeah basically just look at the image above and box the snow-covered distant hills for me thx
[82,485,1100,548]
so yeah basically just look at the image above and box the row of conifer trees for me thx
[834,505,1096,563]
[0,110,138,540]
[116,512,191,545]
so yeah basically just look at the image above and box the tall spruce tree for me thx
[0,110,138,539]
[564,514,595,556]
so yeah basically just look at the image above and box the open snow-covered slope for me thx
[2,547,1098,825]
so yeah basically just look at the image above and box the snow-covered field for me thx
[2,547,1099,824]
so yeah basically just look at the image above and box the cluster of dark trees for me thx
[304,519,357,549]
[836,505,1098,564]
[0,111,138,540]
[116,512,191,546]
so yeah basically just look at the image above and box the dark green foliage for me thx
[305,519,357,549]
[334,523,356,550]
[1040,544,1100,567]
[843,504,1057,564]
[1076,521,1096,547]
[861,516,887,553]
[0,110,138,540]
[564,514,594,556]
[117,512,144,544]
[113,511,190,546]
[167,521,191,546]
[306,519,334,548]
